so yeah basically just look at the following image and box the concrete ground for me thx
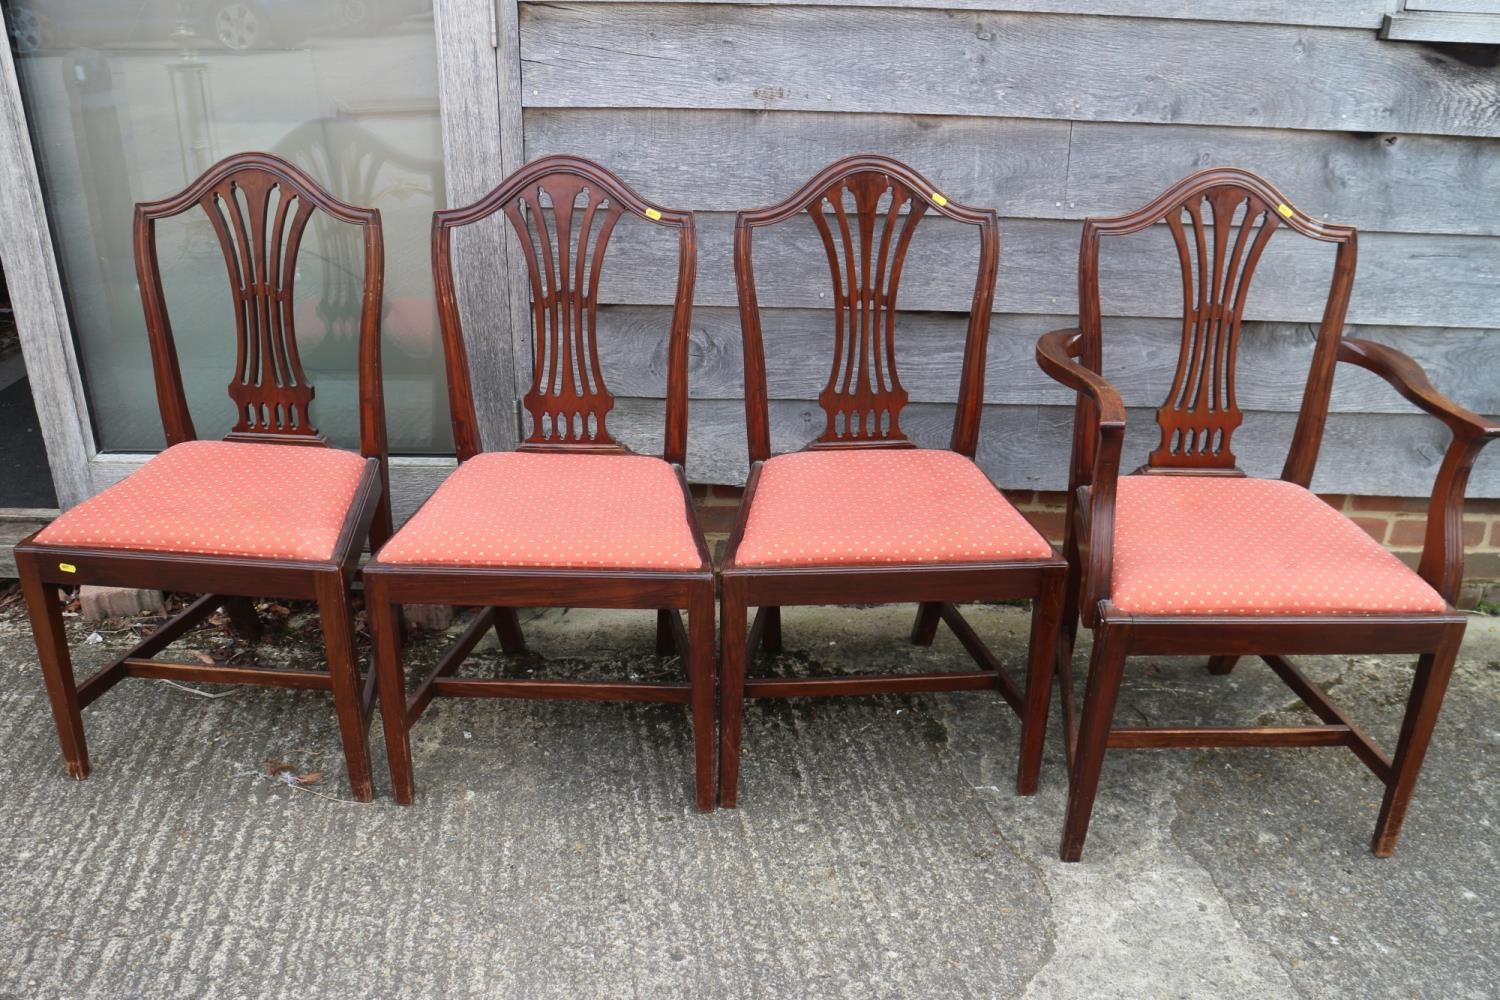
[0,597,1497,999]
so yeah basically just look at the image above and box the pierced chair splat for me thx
[718,153,1068,808]
[15,152,392,801]
[363,155,717,810]
[1037,166,1498,861]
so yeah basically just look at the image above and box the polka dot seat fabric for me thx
[33,439,368,562]
[1109,475,1448,616]
[734,448,1054,568]
[372,451,703,571]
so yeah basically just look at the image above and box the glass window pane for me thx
[6,1,451,453]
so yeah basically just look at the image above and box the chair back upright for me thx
[1073,167,1358,487]
[733,154,999,463]
[431,155,698,466]
[133,149,390,542]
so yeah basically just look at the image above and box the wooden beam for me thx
[430,677,692,703]
[1107,725,1352,749]
[123,659,333,691]
[520,7,1500,138]
[936,604,1024,714]
[744,670,998,699]
[432,0,522,451]
[1381,11,1500,44]
[75,594,222,707]
[1262,654,1394,782]
[0,36,95,507]
[409,607,500,721]
[526,108,1500,238]
[572,0,1390,29]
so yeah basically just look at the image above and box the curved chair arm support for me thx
[1037,329,1127,623]
[1339,339,1499,444]
[1036,329,1126,426]
[1339,337,1500,605]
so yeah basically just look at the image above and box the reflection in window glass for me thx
[6,0,451,453]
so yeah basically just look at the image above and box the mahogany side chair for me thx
[1036,167,1500,861]
[363,155,716,810]
[718,154,1069,807]
[15,152,392,800]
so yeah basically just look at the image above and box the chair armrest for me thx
[1036,329,1127,428]
[1339,337,1500,605]
[1036,329,1128,624]
[1339,338,1500,444]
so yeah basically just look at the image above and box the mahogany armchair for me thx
[16,152,392,800]
[1037,167,1499,861]
[363,156,716,809]
[718,154,1068,807]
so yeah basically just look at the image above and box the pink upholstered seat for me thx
[33,440,367,562]
[372,451,703,571]
[1109,476,1447,616]
[734,449,1054,568]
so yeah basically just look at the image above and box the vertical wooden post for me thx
[431,0,528,451]
[0,36,97,509]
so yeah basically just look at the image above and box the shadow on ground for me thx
[0,599,1496,998]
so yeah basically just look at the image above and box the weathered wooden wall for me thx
[510,1,1500,495]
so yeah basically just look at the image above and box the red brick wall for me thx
[692,485,1500,609]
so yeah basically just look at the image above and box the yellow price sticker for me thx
[931,192,949,207]
[58,563,77,574]
[644,207,663,221]
[1276,203,1294,219]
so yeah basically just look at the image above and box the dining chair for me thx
[718,154,1068,807]
[15,152,391,800]
[363,155,716,809]
[1036,166,1499,860]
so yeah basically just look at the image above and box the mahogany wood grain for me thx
[371,156,715,811]
[722,154,1067,808]
[743,671,997,699]
[121,659,336,691]
[1106,726,1352,749]
[16,153,390,802]
[1041,167,1493,861]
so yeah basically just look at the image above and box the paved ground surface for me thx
[0,596,1497,998]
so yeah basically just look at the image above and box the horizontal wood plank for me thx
[525,108,1500,237]
[590,305,1500,416]
[574,0,1389,29]
[1064,123,1500,239]
[519,6,1500,138]
[592,213,1500,330]
[0,512,54,577]
[602,397,1500,496]
[523,108,1073,221]
[1381,11,1500,43]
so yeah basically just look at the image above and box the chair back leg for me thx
[655,609,678,657]
[369,585,415,805]
[909,602,943,647]
[1206,656,1239,675]
[220,597,264,642]
[494,607,527,654]
[718,580,749,808]
[688,585,717,812]
[1017,570,1066,795]
[759,606,783,654]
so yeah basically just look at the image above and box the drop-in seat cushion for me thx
[1108,475,1447,616]
[734,449,1054,568]
[373,451,703,571]
[34,440,368,562]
